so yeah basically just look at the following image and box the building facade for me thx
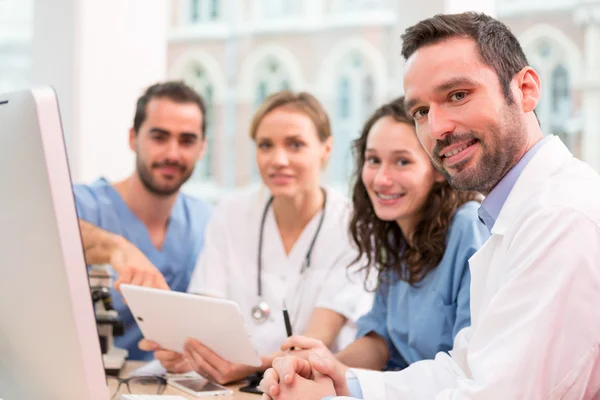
[168,0,403,199]
[168,0,600,199]
[498,0,600,169]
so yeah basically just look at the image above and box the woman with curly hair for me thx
[282,96,489,371]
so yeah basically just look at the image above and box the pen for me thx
[282,299,295,351]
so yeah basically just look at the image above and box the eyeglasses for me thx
[106,375,167,399]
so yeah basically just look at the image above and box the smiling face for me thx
[130,97,205,197]
[403,37,531,194]
[255,107,332,199]
[361,116,444,233]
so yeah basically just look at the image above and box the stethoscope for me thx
[251,189,327,323]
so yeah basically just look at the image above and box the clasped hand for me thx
[259,336,350,400]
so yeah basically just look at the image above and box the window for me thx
[337,76,351,119]
[551,64,570,118]
[191,0,200,22]
[330,51,374,188]
[363,75,374,113]
[256,81,268,108]
[188,0,220,24]
[260,0,295,19]
[525,37,576,151]
[250,56,292,181]
[210,0,219,19]
[182,63,216,181]
[254,57,290,107]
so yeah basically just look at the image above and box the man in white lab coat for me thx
[259,12,600,400]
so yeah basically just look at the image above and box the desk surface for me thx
[109,361,259,399]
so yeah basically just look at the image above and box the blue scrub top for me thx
[73,178,212,360]
[356,201,489,370]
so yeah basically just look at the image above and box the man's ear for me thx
[197,136,207,161]
[515,66,541,114]
[129,128,137,151]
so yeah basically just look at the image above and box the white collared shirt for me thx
[340,137,600,399]
[188,186,372,355]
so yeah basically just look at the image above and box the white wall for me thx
[31,0,169,184]
[497,0,576,17]
[0,0,33,42]
[445,0,496,15]
[0,0,33,94]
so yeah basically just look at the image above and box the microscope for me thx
[89,264,128,376]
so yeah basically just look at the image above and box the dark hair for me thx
[133,81,207,137]
[401,12,529,104]
[249,90,331,142]
[349,97,480,288]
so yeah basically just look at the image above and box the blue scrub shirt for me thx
[356,201,489,370]
[73,178,211,360]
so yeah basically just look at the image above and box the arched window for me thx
[254,57,291,107]
[181,63,216,181]
[188,0,220,23]
[330,51,374,188]
[190,0,200,22]
[250,57,292,181]
[525,37,575,150]
[260,0,295,19]
[337,76,351,119]
[551,64,570,118]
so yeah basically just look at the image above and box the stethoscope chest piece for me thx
[251,300,271,322]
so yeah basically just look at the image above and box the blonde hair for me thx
[249,91,331,142]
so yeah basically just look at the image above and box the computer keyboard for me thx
[119,395,188,400]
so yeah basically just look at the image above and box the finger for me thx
[309,353,349,396]
[281,335,323,352]
[259,369,281,398]
[185,348,221,381]
[155,350,184,363]
[129,269,146,287]
[114,277,123,293]
[154,274,170,290]
[114,269,133,292]
[308,352,337,376]
[142,273,156,289]
[272,356,312,384]
[171,358,192,374]
[138,339,160,351]
[110,250,126,274]
[184,339,227,370]
[261,394,271,400]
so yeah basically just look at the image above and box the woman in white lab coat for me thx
[140,90,369,384]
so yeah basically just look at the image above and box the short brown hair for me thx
[401,12,529,104]
[134,81,207,137]
[249,91,331,142]
[349,97,480,287]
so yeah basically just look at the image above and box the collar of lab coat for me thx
[491,135,572,235]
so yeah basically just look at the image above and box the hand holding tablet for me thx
[120,284,262,367]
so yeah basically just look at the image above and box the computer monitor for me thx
[0,87,109,399]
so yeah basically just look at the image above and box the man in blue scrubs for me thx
[74,81,212,360]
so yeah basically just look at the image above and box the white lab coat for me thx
[187,186,371,356]
[339,136,600,399]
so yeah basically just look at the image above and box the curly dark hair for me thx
[349,97,481,289]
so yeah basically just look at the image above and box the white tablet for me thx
[120,285,262,367]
